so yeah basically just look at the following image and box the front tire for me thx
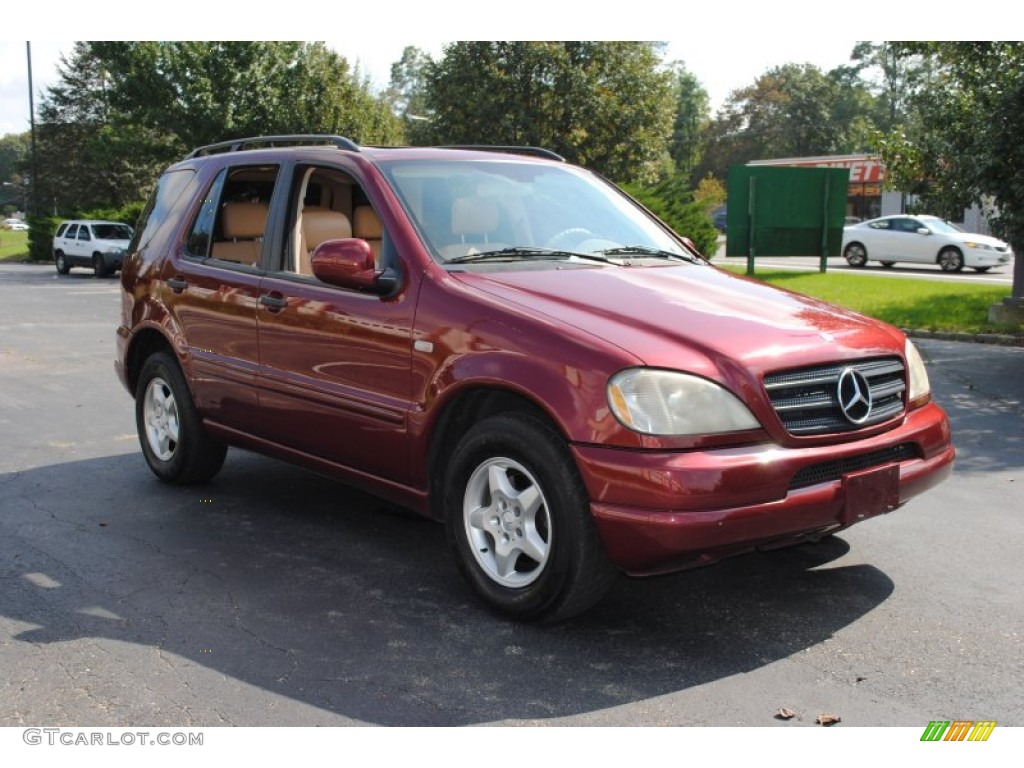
[844,242,868,267]
[135,351,227,484]
[938,247,964,272]
[92,253,107,277]
[443,412,617,622]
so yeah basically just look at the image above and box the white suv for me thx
[52,219,134,276]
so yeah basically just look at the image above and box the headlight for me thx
[608,369,760,436]
[964,241,993,251]
[905,339,931,406]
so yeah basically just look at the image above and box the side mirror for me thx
[311,239,386,292]
[917,227,931,235]
[680,236,707,260]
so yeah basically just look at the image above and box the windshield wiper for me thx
[445,247,619,265]
[595,245,705,264]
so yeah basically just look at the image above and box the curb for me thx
[905,329,1024,348]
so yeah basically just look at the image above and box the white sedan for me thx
[841,214,1013,273]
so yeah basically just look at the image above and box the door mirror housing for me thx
[310,239,397,294]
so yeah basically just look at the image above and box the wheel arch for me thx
[124,327,177,398]
[425,387,567,521]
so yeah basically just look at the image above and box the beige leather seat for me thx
[440,196,505,259]
[212,202,268,265]
[353,205,383,266]
[299,209,352,275]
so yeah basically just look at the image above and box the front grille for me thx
[790,443,919,490]
[764,357,906,436]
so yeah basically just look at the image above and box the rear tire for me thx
[880,260,895,268]
[443,412,617,622]
[135,351,227,484]
[974,266,991,273]
[54,251,70,275]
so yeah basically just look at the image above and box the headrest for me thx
[221,202,269,239]
[451,197,499,237]
[303,209,352,251]
[353,206,383,239]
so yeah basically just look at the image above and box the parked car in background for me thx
[711,204,727,232]
[3,217,28,231]
[842,214,1013,272]
[116,136,954,621]
[52,220,134,276]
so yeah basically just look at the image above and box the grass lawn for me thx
[0,230,30,262]
[722,266,1017,336]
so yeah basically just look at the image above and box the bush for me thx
[26,215,59,262]
[622,174,720,258]
[78,201,146,228]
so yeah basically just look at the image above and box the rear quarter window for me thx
[132,169,196,252]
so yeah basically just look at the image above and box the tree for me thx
[34,42,403,215]
[421,42,676,183]
[666,64,710,182]
[849,41,933,133]
[384,46,433,145]
[696,63,878,181]
[0,132,29,185]
[877,42,1024,303]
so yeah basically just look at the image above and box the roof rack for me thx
[435,145,565,162]
[186,135,360,159]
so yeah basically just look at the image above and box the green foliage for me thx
[422,42,676,184]
[384,46,434,145]
[667,64,710,181]
[26,215,59,262]
[694,174,726,209]
[0,132,30,186]
[34,42,403,216]
[622,174,720,257]
[697,62,878,182]
[876,42,1024,298]
[78,201,146,227]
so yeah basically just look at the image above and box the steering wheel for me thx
[544,227,594,250]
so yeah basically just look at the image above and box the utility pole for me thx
[27,41,37,219]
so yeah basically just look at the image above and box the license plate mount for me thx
[841,464,900,526]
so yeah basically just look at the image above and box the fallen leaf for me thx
[817,713,841,726]
[775,708,796,720]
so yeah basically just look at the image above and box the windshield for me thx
[922,218,965,234]
[92,224,133,240]
[378,158,690,265]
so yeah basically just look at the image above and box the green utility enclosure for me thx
[726,165,851,273]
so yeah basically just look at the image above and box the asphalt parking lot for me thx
[0,262,1021,727]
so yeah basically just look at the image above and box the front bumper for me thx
[573,401,954,575]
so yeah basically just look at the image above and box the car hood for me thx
[945,232,1009,248]
[452,264,904,379]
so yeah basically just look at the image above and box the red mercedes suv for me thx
[116,136,954,621]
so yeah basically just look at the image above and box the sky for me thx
[0,1,1012,139]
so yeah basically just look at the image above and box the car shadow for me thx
[2,452,892,726]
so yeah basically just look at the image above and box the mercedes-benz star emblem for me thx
[837,368,872,424]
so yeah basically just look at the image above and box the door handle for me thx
[259,293,289,311]
[167,276,188,293]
